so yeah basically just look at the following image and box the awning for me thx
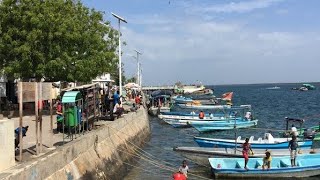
[62,91,82,103]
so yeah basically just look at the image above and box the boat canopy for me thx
[302,84,316,90]
[151,90,173,97]
[285,117,305,123]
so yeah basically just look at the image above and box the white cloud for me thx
[191,0,284,14]
[117,2,320,85]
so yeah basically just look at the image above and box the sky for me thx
[83,0,320,86]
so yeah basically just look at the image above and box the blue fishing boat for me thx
[158,112,232,120]
[174,146,320,167]
[194,133,313,149]
[189,119,258,132]
[176,103,231,109]
[209,154,320,178]
[172,96,193,104]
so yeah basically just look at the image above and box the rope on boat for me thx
[103,122,211,180]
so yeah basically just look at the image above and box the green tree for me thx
[0,0,119,82]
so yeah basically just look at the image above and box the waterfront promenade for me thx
[0,103,150,180]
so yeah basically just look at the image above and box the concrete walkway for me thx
[12,103,134,162]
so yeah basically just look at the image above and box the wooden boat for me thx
[172,96,193,104]
[158,113,233,120]
[189,119,258,132]
[279,117,320,141]
[173,146,320,167]
[176,103,231,109]
[194,133,313,149]
[147,94,171,116]
[161,117,240,128]
[209,154,320,178]
[148,107,170,116]
[173,96,217,105]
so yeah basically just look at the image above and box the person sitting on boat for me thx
[291,124,299,137]
[178,160,189,178]
[262,151,272,170]
[242,138,253,170]
[199,111,205,119]
[245,111,252,120]
[288,135,299,167]
[303,128,315,139]
[190,111,196,115]
[209,113,214,119]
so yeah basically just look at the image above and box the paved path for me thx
[12,102,135,162]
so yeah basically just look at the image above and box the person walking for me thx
[242,137,253,170]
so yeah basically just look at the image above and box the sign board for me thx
[21,82,36,103]
[41,83,53,100]
[19,82,53,102]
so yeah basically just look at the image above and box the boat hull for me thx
[210,154,320,178]
[189,120,258,132]
[177,104,231,109]
[174,146,320,167]
[194,137,313,149]
[161,117,239,128]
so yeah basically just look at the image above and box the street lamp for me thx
[134,49,142,86]
[112,12,127,96]
[139,62,143,87]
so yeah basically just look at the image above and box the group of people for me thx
[242,127,300,170]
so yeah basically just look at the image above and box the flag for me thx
[222,92,233,101]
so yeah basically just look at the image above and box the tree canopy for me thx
[0,0,119,82]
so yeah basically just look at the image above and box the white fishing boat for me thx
[266,86,280,90]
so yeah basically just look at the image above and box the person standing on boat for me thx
[288,135,299,167]
[242,138,253,170]
[291,124,298,137]
[262,151,272,170]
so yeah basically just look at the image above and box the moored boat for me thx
[209,154,320,178]
[173,146,320,167]
[177,103,231,109]
[194,133,313,149]
[162,117,240,128]
[189,119,258,132]
[266,86,280,90]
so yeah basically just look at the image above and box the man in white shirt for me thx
[245,111,252,120]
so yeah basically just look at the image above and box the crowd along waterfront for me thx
[125,83,320,180]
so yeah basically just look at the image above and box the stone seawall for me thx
[1,108,150,180]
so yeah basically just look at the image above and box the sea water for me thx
[124,83,320,180]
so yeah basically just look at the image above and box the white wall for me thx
[0,118,15,171]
